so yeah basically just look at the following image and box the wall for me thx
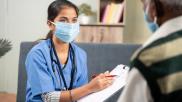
[72,0,98,11]
[123,0,151,44]
[0,0,7,93]
[0,0,151,94]
[0,0,54,93]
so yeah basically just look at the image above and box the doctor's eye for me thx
[72,18,78,23]
[59,19,67,23]
[58,17,68,23]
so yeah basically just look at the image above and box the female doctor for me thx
[25,0,113,102]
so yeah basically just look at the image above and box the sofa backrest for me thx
[17,42,140,102]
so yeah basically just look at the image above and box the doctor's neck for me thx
[52,35,69,53]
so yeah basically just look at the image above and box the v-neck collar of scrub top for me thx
[49,39,72,70]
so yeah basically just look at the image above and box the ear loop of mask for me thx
[146,3,151,21]
[48,20,56,25]
[153,0,165,26]
[47,20,56,38]
[146,0,154,22]
[154,16,157,24]
[153,0,163,17]
[153,0,159,24]
[146,0,158,24]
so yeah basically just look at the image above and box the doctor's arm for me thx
[42,73,113,102]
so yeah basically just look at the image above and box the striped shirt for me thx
[118,16,182,102]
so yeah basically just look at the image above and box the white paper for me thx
[78,64,129,102]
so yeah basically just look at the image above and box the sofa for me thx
[17,42,140,102]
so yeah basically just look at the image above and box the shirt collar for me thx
[130,16,182,61]
[48,39,74,68]
[143,15,182,48]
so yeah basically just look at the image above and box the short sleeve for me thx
[25,50,55,97]
[76,51,88,87]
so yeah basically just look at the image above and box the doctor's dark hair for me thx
[46,0,79,39]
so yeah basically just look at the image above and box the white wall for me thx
[0,0,53,93]
[0,0,7,93]
[123,0,151,43]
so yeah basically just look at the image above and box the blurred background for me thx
[0,0,151,101]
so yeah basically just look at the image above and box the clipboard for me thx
[78,64,129,102]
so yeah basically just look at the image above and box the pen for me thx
[105,75,118,77]
[91,74,118,79]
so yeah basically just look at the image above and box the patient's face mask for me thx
[144,3,159,33]
[144,13,159,33]
[50,21,80,43]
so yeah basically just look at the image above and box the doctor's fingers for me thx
[97,74,114,84]
[98,74,114,81]
[104,70,109,74]
[99,77,113,86]
[105,78,113,85]
[104,70,110,76]
[96,73,105,79]
[105,76,114,80]
[98,78,113,89]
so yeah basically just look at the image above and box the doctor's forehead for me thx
[58,7,77,17]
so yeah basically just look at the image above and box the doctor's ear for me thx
[47,20,55,31]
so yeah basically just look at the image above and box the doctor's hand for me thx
[87,72,114,93]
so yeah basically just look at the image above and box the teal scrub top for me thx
[25,39,88,102]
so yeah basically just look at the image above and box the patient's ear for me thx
[150,2,157,21]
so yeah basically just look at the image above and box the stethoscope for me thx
[50,39,77,90]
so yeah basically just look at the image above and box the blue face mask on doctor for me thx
[51,21,80,43]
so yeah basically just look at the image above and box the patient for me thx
[117,0,182,102]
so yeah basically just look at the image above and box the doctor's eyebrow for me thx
[59,17,78,22]
[59,17,78,19]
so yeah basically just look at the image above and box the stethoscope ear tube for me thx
[69,45,76,90]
